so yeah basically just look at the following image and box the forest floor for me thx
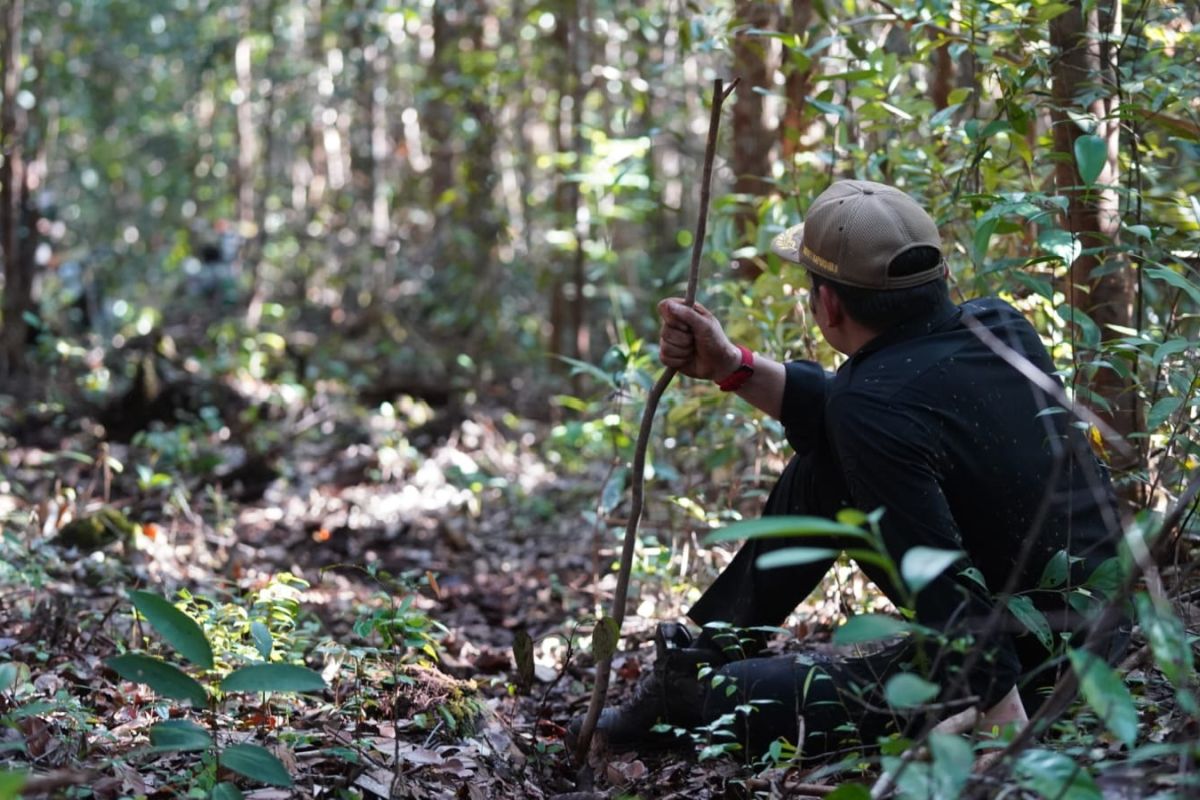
[0,325,1194,799]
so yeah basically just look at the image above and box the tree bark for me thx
[730,0,775,280]
[1049,1,1140,482]
[780,1,815,160]
[0,0,31,378]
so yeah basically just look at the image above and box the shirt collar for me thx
[848,295,962,362]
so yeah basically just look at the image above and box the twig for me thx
[572,76,738,765]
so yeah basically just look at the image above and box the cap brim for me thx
[770,223,805,264]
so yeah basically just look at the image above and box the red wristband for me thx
[716,345,755,392]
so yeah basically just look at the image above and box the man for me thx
[587,180,1126,757]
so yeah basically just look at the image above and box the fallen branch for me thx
[572,76,738,764]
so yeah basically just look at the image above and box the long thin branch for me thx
[573,76,737,764]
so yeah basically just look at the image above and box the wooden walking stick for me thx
[573,76,738,764]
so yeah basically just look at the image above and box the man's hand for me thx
[657,298,741,381]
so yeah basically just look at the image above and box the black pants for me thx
[685,451,1128,757]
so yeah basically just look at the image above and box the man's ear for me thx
[818,284,845,328]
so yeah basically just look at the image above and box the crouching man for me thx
[579,180,1128,757]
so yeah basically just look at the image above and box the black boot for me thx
[570,622,721,751]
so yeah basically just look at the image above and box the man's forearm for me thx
[726,353,787,420]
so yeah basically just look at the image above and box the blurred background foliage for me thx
[0,0,1196,512]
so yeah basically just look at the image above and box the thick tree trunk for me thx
[780,1,815,161]
[0,0,31,378]
[1049,1,1140,481]
[730,1,775,280]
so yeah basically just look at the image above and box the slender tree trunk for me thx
[780,0,815,161]
[0,0,31,378]
[1050,1,1139,483]
[234,0,257,281]
[730,0,775,280]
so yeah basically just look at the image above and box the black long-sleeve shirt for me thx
[779,295,1121,706]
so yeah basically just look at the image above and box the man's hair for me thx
[809,246,948,331]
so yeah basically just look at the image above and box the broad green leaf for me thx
[129,591,214,669]
[1145,267,1200,308]
[756,547,839,570]
[250,621,274,661]
[512,630,535,691]
[0,771,26,800]
[1006,595,1053,651]
[1039,550,1069,589]
[1084,557,1124,600]
[1014,748,1102,800]
[703,515,869,546]
[1151,338,1193,368]
[591,616,620,662]
[149,720,212,752]
[107,653,208,707]
[806,95,848,117]
[221,663,326,694]
[1038,227,1081,264]
[973,217,998,264]
[1147,396,1183,431]
[900,547,963,594]
[1135,593,1195,689]
[219,743,293,788]
[928,732,974,798]
[885,673,940,709]
[211,783,244,800]
[1074,134,1108,186]
[1069,649,1138,748]
[599,468,627,515]
[826,784,871,800]
[0,662,28,693]
[833,614,911,646]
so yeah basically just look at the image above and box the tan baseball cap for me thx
[770,180,944,289]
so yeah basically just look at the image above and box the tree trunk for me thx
[234,0,257,281]
[730,0,775,280]
[780,1,815,160]
[0,0,31,378]
[1049,1,1140,482]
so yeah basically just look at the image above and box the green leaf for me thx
[107,653,208,707]
[1084,557,1124,600]
[220,663,326,694]
[973,217,998,263]
[0,771,27,800]
[129,591,214,669]
[1074,134,1107,186]
[0,662,27,693]
[805,95,848,117]
[1147,396,1183,431]
[211,783,244,800]
[591,616,620,662]
[1039,550,1069,589]
[1134,593,1195,689]
[149,720,212,752]
[928,732,974,798]
[756,547,839,570]
[1006,595,1052,651]
[250,621,274,661]
[1145,267,1200,308]
[703,515,869,546]
[885,673,940,709]
[219,743,294,788]
[1038,227,1081,264]
[825,784,871,800]
[512,630,534,692]
[1014,748,1102,800]
[1069,649,1139,748]
[833,614,911,646]
[900,547,963,594]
